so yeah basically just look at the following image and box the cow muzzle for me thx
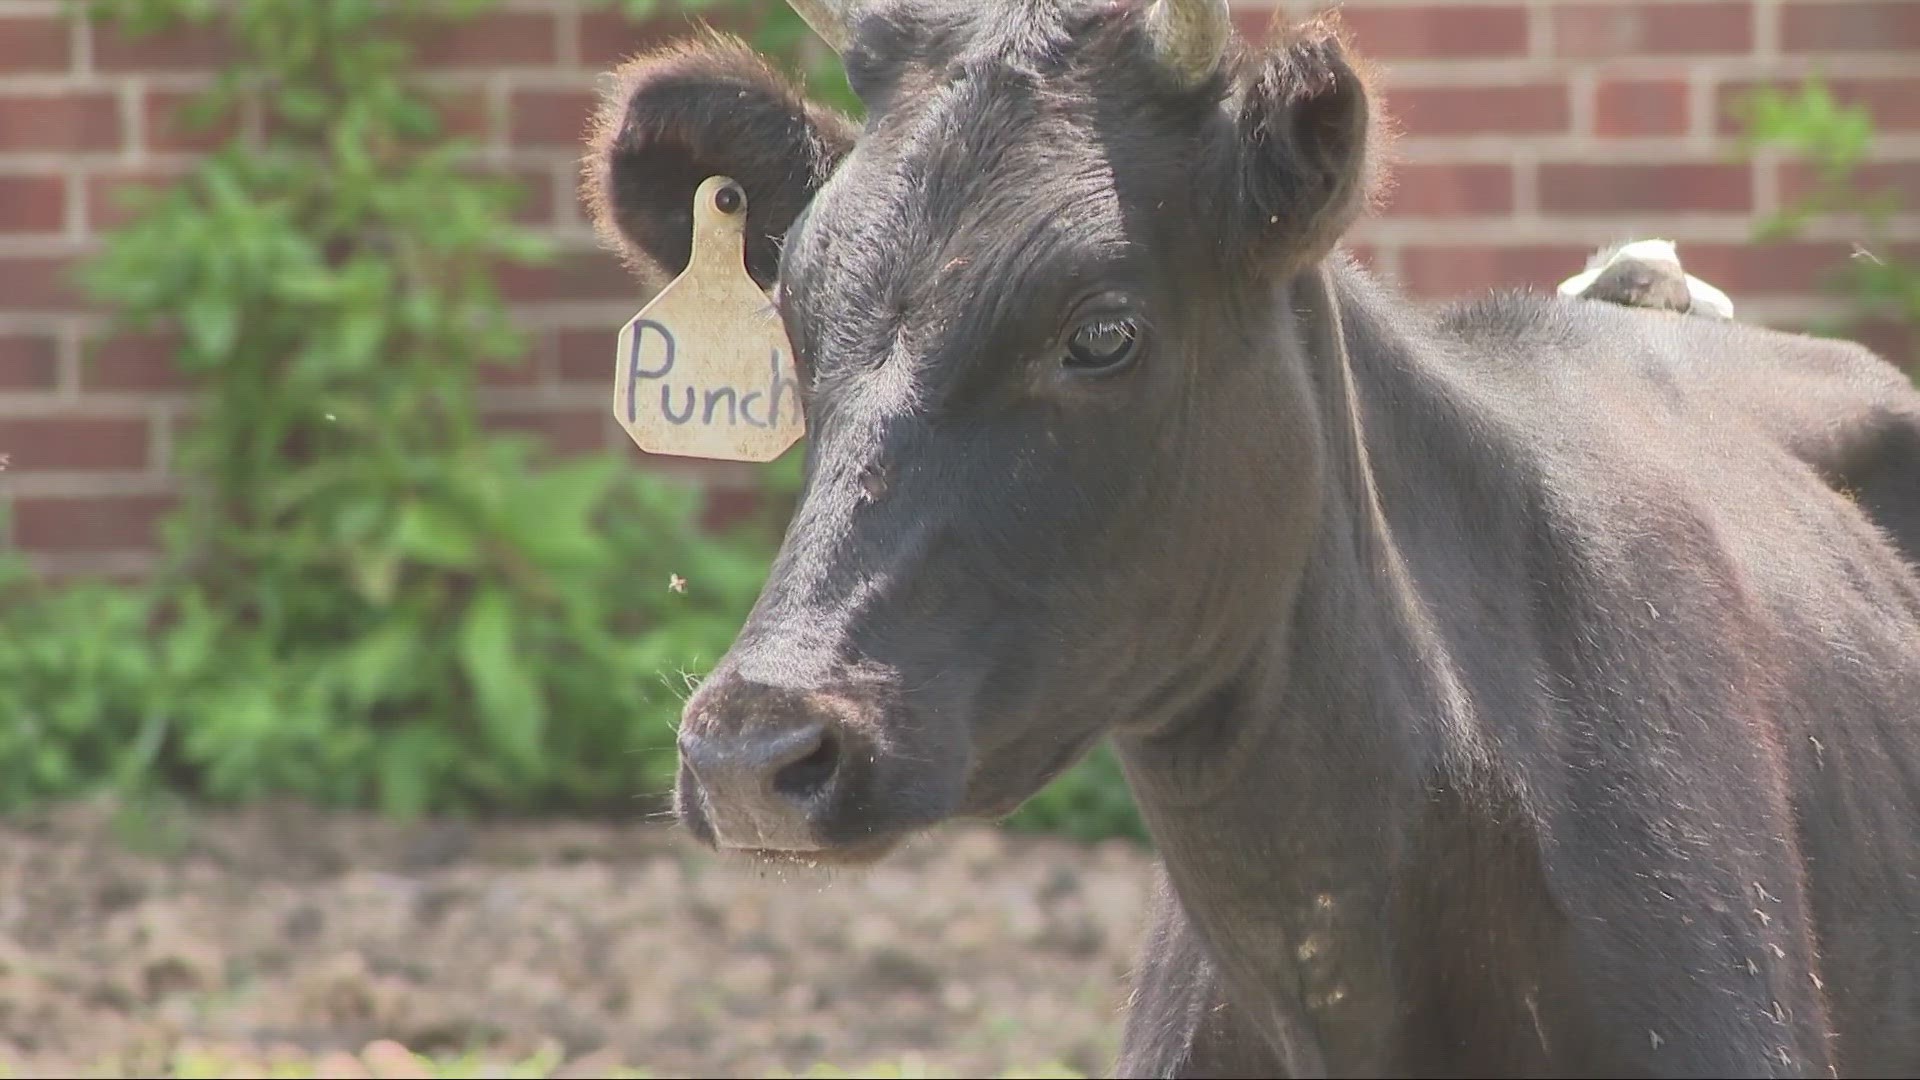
[674,673,936,862]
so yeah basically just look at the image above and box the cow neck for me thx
[1114,256,1471,1076]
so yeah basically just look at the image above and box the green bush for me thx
[2,0,1142,843]
[1003,743,1146,843]
[0,0,775,815]
[1736,78,1919,371]
[0,550,173,807]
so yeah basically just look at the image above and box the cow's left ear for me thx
[584,30,858,291]
[1229,18,1382,272]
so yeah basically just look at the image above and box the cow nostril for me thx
[773,728,841,801]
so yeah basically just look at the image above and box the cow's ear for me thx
[1230,18,1383,272]
[584,31,857,291]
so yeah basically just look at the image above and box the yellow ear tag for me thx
[613,175,805,463]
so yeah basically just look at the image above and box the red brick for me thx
[144,89,237,153]
[1327,5,1528,59]
[468,164,554,226]
[476,331,545,388]
[10,493,175,552]
[86,167,188,231]
[1553,2,1752,58]
[1783,2,1920,53]
[1388,83,1570,137]
[410,12,558,65]
[1539,163,1751,212]
[487,406,608,455]
[1720,76,1920,134]
[0,256,83,312]
[1399,244,1594,298]
[0,91,122,152]
[0,334,59,390]
[0,414,148,472]
[621,444,760,491]
[80,332,186,391]
[1833,76,1920,131]
[1595,78,1691,137]
[556,326,614,386]
[578,12,741,66]
[1760,314,1912,361]
[423,87,493,142]
[515,167,555,226]
[490,327,566,388]
[91,20,230,70]
[0,174,66,234]
[1380,163,1514,215]
[405,11,556,65]
[1779,160,1920,205]
[701,487,764,533]
[507,89,599,149]
[478,357,542,389]
[496,253,643,303]
[261,89,485,145]
[1848,318,1917,371]
[0,15,72,72]
[1671,241,1854,294]
[37,563,152,588]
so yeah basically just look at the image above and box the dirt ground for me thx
[0,800,1157,1078]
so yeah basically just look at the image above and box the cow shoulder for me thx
[1745,332,1920,569]
[1432,294,1920,571]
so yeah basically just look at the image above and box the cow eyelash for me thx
[1057,292,1147,376]
[1062,315,1144,375]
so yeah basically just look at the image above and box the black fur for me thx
[583,30,856,290]
[584,4,1920,1075]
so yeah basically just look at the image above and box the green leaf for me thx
[377,724,445,818]
[349,550,401,605]
[331,308,388,368]
[494,228,557,263]
[181,294,240,358]
[391,96,440,139]
[338,621,421,706]
[390,500,482,568]
[274,85,331,126]
[458,588,545,768]
[495,458,618,565]
[160,591,220,678]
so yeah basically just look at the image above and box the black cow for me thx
[585,3,1920,1075]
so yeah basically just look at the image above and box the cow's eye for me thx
[1064,317,1141,374]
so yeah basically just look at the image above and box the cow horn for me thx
[787,0,858,54]
[1144,0,1232,86]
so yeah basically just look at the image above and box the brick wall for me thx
[2,0,1916,576]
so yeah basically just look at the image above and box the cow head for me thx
[587,0,1381,862]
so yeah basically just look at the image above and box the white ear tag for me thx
[613,175,806,463]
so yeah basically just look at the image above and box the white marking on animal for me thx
[1525,987,1551,1056]
[1555,237,1736,319]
